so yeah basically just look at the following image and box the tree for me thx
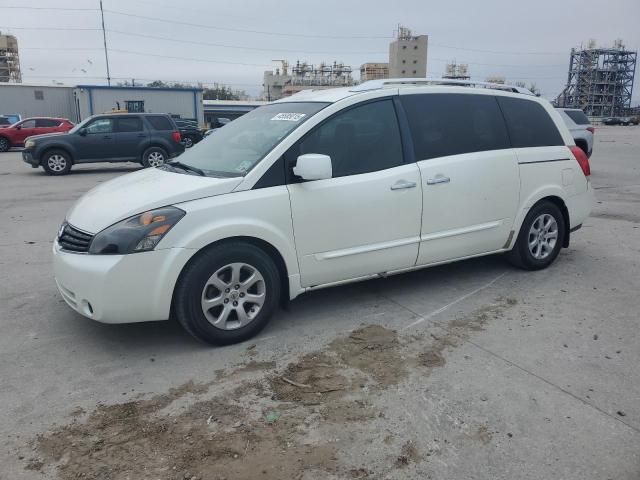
[203,85,240,100]
[147,80,168,88]
[528,83,541,96]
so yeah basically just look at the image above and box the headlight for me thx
[89,207,185,255]
[24,139,36,149]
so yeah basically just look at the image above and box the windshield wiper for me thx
[169,161,206,177]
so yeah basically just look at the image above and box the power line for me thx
[0,5,98,10]
[429,42,567,56]
[109,48,273,67]
[106,29,388,55]
[103,9,394,39]
[0,25,101,31]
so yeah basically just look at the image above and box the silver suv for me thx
[556,108,594,157]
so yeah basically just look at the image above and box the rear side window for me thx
[116,117,143,132]
[497,97,563,148]
[146,116,173,131]
[35,119,61,127]
[400,93,510,160]
[564,110,590,125]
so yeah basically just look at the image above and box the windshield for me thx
[176,102,328,177]
[69,116,94,134]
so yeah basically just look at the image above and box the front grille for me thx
[58,223,94,253]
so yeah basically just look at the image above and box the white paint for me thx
[402,273,506,331]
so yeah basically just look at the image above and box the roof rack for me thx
[350,78,534,95]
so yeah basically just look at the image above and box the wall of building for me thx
[0,84,75,119]
[360,63,389,81]
[74,86,204,124]
[389,35,428,78]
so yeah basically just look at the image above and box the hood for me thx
[66,167,243,233]
[28,132,67,141]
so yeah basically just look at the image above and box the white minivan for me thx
[53,79,594,345]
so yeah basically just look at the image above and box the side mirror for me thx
[15,125,22,130]
[78,128,87,136]
[293,154,332,181]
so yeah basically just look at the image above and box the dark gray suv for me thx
[22,113,185,175]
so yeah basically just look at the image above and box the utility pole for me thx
[99,0,111,86]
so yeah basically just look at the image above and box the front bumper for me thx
[22,150,39,167]
[53,241,195,324]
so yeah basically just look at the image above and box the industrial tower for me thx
[555,40,636,117]
[0,32,22,83]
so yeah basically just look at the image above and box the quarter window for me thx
[400,93,510,160]
[85,118,113,134]
[116,117,143,132]
[146,115,173,131]
[497,97,563,148]
[296,100,403,178]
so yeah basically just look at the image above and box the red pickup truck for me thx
[0,117,74,152]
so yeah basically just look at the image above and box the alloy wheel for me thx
[47,154,67,172]
[527,213,558,260]
[147,151,165,167]
[201,262,266,330]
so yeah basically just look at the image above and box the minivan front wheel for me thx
[42,150,72,175]
[508,201,565,270]
[174,242,281,345]
[142,147,167,168]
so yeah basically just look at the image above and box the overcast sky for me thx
[2,0,639,102]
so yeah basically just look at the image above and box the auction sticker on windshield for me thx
[271,113,307,122]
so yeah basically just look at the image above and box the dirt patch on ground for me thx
[395,440,422,468]
[32,378,336,480]
[27,301,516,479]
[330,325,407,386]
[269,351,356,405]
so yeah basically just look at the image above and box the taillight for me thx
[172,131,181,143]
[569,145,590,177]
[586,126,595,134]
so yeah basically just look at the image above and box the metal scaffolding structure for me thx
[0,32,22,83]
[556,42,636,117]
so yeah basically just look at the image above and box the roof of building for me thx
[76,84,203,92]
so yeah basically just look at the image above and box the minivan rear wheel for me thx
[174,242,281,345]
[508,201,565,270]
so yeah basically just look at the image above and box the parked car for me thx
[602,117,621,125]
[22,113,185,175]
[172,117,204,148]
[630,116,639,125]
[0,113,22,124]
[52,80,593,345]
[619,117,633,126]
[0,117,74,152]
[0,116,12,128]
[556,108,594,157]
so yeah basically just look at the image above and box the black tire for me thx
[174,242,281,345]
[0,136,9,152]
[182,135,195,148]
[141,146,168,168]
[507,201,566,270]
[41,149,73,176]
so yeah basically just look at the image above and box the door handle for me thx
[136,134,146,138]
[390,180,417,190]
[426,175,450,185]
[103,135,112,140]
